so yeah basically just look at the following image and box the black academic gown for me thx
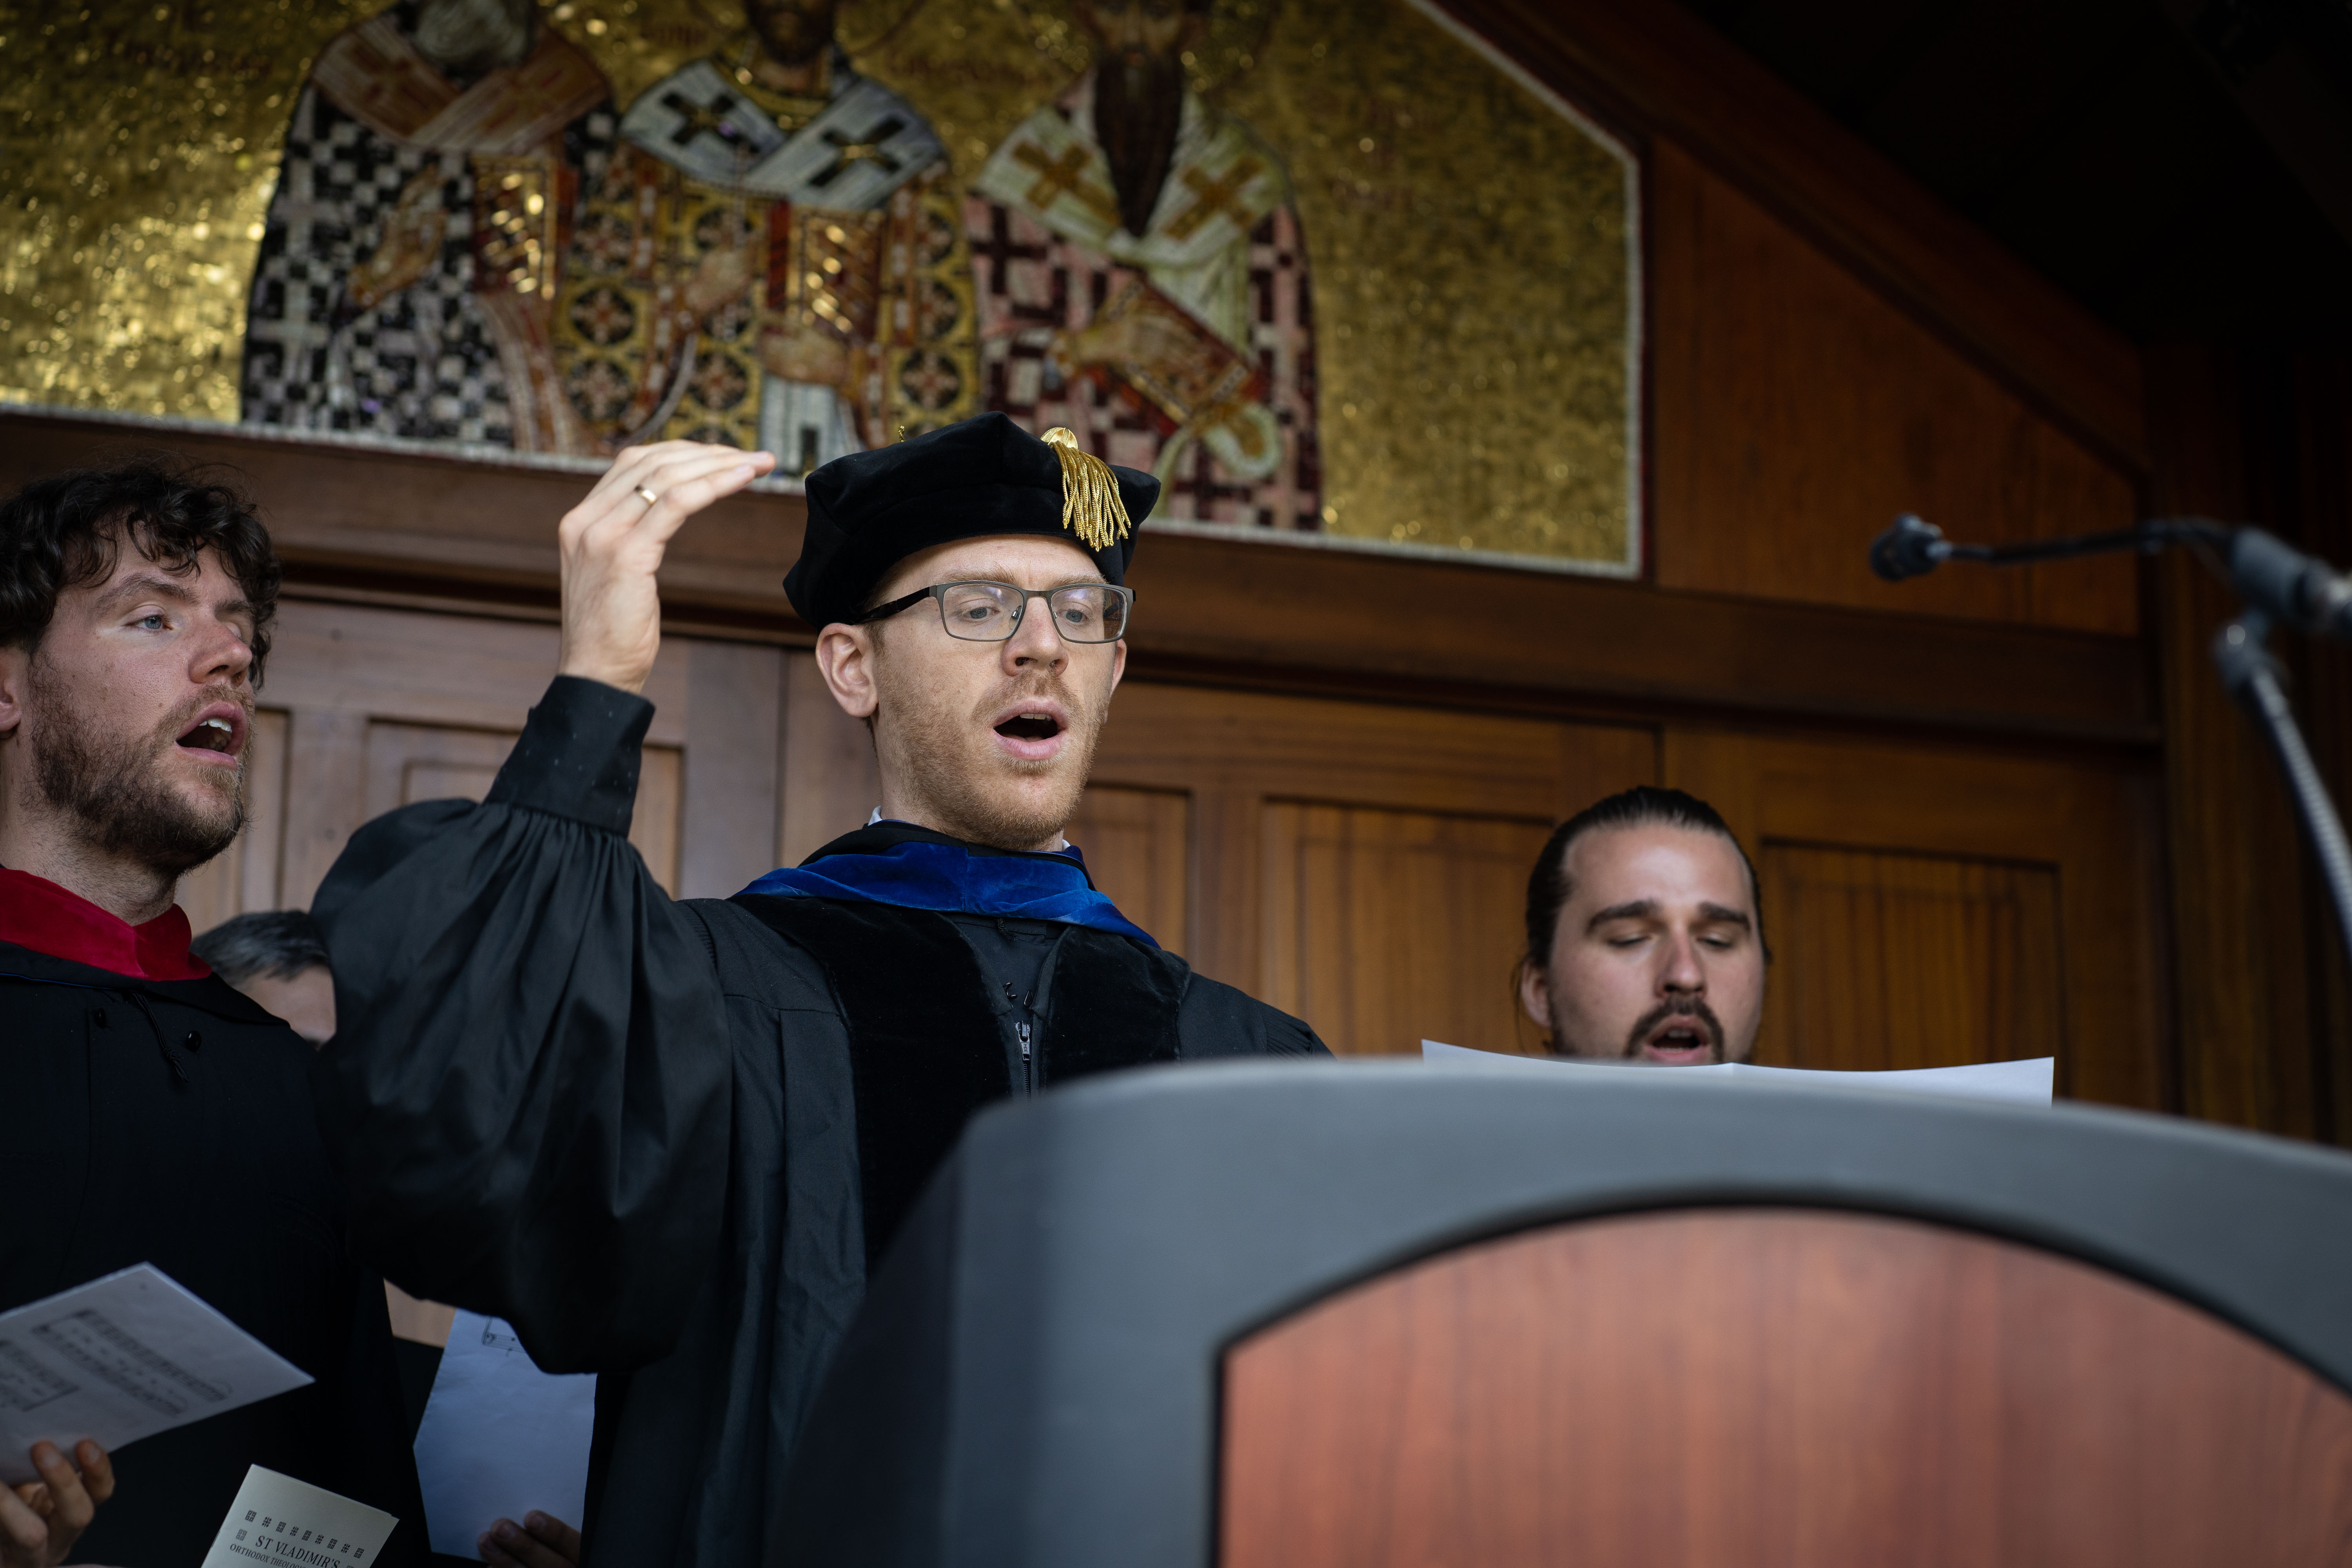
[0,946,428,1565]
[312,676,1327,1566]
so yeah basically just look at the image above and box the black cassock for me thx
[314,677,1327,1564]
[0,946,425,1563]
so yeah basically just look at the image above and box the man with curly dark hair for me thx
[0,459,425,1564]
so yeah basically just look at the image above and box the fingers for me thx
[0,1479,49,1563]
[626,457,772,550]
[576,441,771,515]
[526,1511,583,1563]
[478,1511,582,1568]
[73,1443,111,1506]
[561,447,774,553]
[27,1442,95,1539]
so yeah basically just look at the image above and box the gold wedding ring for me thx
[634,485,661,506]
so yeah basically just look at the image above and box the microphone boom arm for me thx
[1870,510,2352,984]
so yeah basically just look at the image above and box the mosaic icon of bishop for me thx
[240,0,615,452]
[554,0,979,469]
[967,0,1318,529]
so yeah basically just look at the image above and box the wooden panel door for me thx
[1262,805,1555,1060]
[176,600,784,929]
[1666,730,2166,1107]
[359,720,686,892]
[774,658,1659,1056]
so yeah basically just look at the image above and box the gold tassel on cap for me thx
[1041,426,1131,552]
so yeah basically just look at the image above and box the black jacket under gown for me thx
[0,946,427,1564]
[311,676,1327,1565]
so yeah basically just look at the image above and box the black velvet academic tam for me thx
[311,677,1322,1566]
[784,412,1160,630]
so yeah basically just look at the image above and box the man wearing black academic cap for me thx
[312,414,1327,1565]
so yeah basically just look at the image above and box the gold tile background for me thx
[0,0,1635,571]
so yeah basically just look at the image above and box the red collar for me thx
[0,868,211,981]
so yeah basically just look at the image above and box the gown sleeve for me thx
[310,676,732,1374]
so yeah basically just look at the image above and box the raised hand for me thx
[556,442,776,694]
[0,1441,113,1568]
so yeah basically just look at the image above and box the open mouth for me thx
[176,711,243,759]
[995,712,1062,742]
[1635,1007,1721,1063]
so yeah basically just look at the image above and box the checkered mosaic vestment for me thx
[964,82,1319,533]
[240,79,613,447]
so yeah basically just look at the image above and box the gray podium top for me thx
[775,1059,2352,1568]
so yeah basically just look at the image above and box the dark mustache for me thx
[154,684,254,745]
[1623,996,1724,1059]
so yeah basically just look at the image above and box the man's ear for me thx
[1107,635,1127,698]
[0,644,27,738]
[814,623,879,719]
[1517,960,1553,1040]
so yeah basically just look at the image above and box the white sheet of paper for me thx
[200,1464,399,1568]
[413,1311,595,1558]
[1420,1040,2055,1104]
[0,1263,313,1485]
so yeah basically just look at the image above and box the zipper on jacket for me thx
[1004,979,1036,1094]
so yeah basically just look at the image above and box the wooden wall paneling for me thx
[1666,730,2165,1105]
[1115,531,2158,745]
[778,653,880,869]
[1649,140,2140,634]
[278,709,369,914]
[1189,786,1265,997]
[2289,357,2352,1143]
[679,639,782,899]
[199,599,774,915]
[1062,786,1192,960]
[1261,805,1557,1058]
[1220,1208,2352,1568]
[2146,345,2328,1140]
[361,722,512,820]
[357,721,684,894]
[259,599,691,737]
[177,708,290,936]
[1764,847,2065,1073]
[0,413,2162,748]
[1087,684,1657,1053]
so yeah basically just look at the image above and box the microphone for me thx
[2229,528,2352,642]
[1868,514,1952,583]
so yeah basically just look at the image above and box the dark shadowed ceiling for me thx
[1679,0,2352,342]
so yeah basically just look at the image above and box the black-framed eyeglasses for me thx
[855,580,1134,644]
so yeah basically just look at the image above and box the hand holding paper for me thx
[479,1509,581,1568]
[0,1439,114,1568]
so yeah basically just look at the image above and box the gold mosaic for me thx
[0,0,1636,572]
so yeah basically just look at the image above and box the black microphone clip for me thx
[2228,528,2352,643]
[1869,514,1952,583]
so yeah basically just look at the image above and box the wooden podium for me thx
[776,1062,2352,1567]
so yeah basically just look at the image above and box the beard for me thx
[1094,47,1187,239]
[747,0,839,67]
[413,0,536,78]
[878,664,1105,851]
[27,662,247,877]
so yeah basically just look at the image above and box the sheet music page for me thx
[413,1310,595,1558]
[1419,1041,2055,1104]
[0,1264,312,1484]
